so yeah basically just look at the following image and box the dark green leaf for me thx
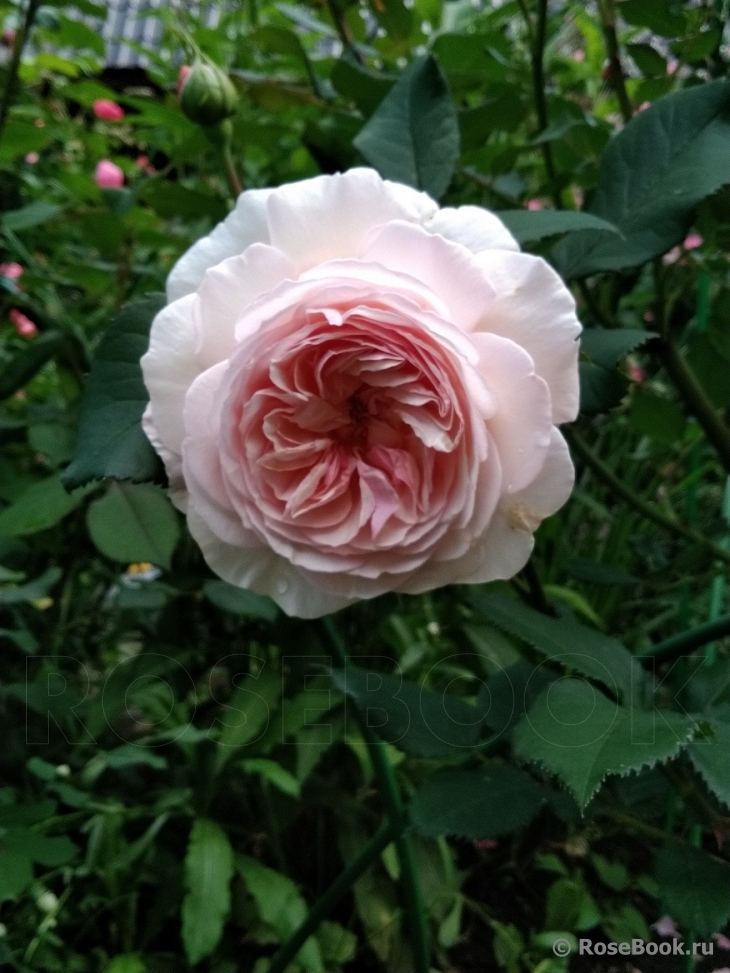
[63,295,165,488]
[181,819,235,965]
[618,0,686,38]
[410,764,548,838]
[353,55,459,199]
[629,387,685,444]
[214,671,282,771]
[331,58,396,117]
[496,209,619,244]
[203,580,278,622]
[687,719,730,809]
[330,664,483,758]
[86,481,179,569]
[553,81,730,276]
[580,329,656,368]
[2,202,65,232]
[0,333,63,401]
[513,680,697,808]
[0,566,62,605]
[470,590,643,702]
[655,845,730,938]
[627,43,667,77]
[0,477,91,537]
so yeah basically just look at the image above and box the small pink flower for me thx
[653,915,679,938]
[667,59,679,75]
[637,101,652,113]
[628,363,645,384]
[526,199,545,211]
[93,99,125,122]
[713,934,730,950]
[95,160,124,189]
[572,49,585,62]
[663,246,682,265]
[135,154,154,174]
[0,262,23,279]
[9,308,37,338]
[24,152,39,164]
[683,233,703,250]
[177,64,193,98]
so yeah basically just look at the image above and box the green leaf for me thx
[106,956,146,973]
[513,680,697,808]
[0,566,62,604]
[580,329,656,368]
[0,848,33,901]
[0,332,64,401]
[203,580,278,621]
[1,829,77,866]
[63,295,165,488]
[687,719,730,809]
[0,477,90,537]
[629,387,685,444]
[2,202,65,232]
[470,590,643,702]
[331,58,395,116]
[619,0,686,38]
[240,758,301,798]
[626,43,667,77]
[410,764,548,839]
[496,210,620,244]
[86,482,179,569]
[238,856,324,973]
[655,844,730,938]
[353,55,459,199]
[553,81,730,277]
[181,819,235,965]
[214,671,282,772]
[330,664,483,758]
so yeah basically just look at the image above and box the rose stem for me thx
[520,0,561,209]
[316,615,431,973]
[637,610,730,665]
[564,427,730,567]
[266,817,405,973]
[0,0,41,143]
[597,0,634,124]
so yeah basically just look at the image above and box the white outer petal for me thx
[424,205,520,254]
[473,250,582,424]
[166,188,274,302]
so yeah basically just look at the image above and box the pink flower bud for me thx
[0,262,23,279]
[628,363,645,384]
[93,99,125,122]
[24,152,39,164]
[94,160,124,189]
[683,233,703,250]
[526,199,545,211]
[637,101,651,113]
[572,49,585,62]
[9,308,37,338]
[177,64,193,98]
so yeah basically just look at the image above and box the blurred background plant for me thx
[3,0,730,971]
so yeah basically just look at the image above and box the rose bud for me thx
[25,151,39,164]
[141,169,581,617]
[94,159,124,188]
[178,59,238,127]
[0,262,23,279]
[93,98,125,122]
[176,64,193,98]
[9,308,37,338]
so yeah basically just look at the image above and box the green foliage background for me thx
[2,0,730,970]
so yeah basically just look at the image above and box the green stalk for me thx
[529,0,560,207]
[0,0,41,143]
[267,818,404,973]
[637,611,730,664]
[654,337,730,475]
[597,0,633,123]
[565,428,730,568]
[317,616,431,973]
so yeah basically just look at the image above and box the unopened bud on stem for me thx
[178,59,238,127]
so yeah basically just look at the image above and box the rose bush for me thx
[141,168,581,616]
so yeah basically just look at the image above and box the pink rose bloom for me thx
[93,99,125,122]
[9,308,37,338]
[95,160,124,189]
[24,152,39,164]
[0,262,23,279]
[141,169,580,617]
[683,233,703,250]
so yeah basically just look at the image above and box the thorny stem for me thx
[0,0,41,143]
[638,611,730,664]
[565,428,730,568]
[317,616,431,973]
[597,0,633,124]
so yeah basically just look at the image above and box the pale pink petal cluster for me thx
[141,169,581,617]
[93,99,125,122]
[9,308,37,338]
[95,160,124,189]
[0,262,23,279]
